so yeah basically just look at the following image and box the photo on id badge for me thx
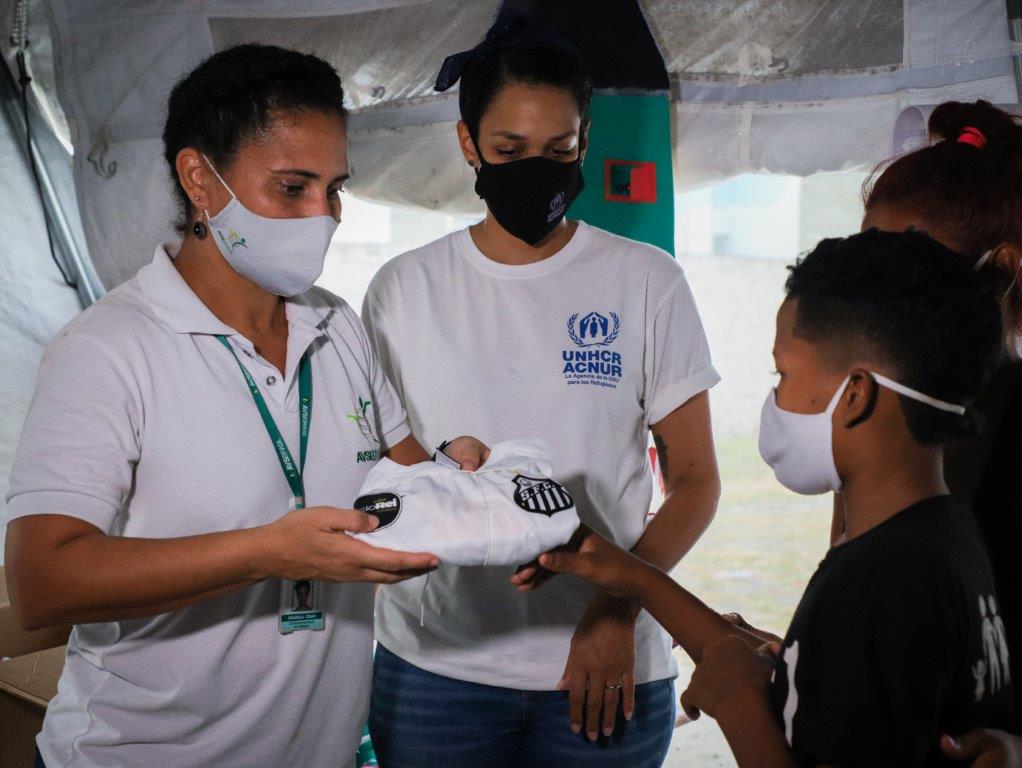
[279,577,325,634]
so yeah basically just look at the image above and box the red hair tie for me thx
[957,126,987,149]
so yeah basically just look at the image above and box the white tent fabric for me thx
[28,0,1020,292]
[655,0,1019,185]
[0,92,82,557]
[40,0,499,289]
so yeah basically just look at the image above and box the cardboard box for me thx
[0,567,70,767]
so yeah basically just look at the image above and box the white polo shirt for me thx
[363,221,719,691]
[5,243,410,768]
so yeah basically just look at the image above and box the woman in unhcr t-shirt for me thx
[362,17,721,768]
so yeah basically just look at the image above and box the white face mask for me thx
[758,372,966,496]
[202,154,338,297]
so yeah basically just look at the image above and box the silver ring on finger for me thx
[604,681,622,690]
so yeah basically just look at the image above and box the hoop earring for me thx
[192,219,207,239]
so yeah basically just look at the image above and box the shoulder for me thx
[824,500,984,622]
[868,498,985,576]
[366,231,462,305]
[300,283,353,315]
[578,223,690,302]
[44,278,157,363]
[296,285,366,340]
[580,222,682,274]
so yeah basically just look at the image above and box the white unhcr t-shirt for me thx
[5,244,410,768]
[362,221,719,690]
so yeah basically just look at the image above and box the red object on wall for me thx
[604,160,657,203]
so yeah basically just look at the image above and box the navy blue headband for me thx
[434,18,585,93]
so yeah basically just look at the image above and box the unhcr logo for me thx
[567,312,620,347]
[546,190,567,223]
[562,310,624,388]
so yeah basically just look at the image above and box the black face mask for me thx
[473,144,585,246]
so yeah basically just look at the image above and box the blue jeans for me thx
[369,644,675,768]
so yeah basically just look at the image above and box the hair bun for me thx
[928,100,1022,151]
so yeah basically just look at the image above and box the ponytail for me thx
[864,100,1022,301]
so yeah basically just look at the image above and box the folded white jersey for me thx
[352,437,580,566]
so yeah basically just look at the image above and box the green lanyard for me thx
[216,335,312,509]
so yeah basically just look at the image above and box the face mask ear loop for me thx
[829,374,879,431]
[199,152,238,200]
[869,372,967,415]
[825,376,852,418]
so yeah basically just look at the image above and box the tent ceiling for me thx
[642,0,904,79]
[209,1,500,112]
[8,0,1019,290]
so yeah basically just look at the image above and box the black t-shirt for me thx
[769,495,1016,767]
[970,364,1022,716]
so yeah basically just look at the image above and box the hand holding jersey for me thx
[353,438,580,567]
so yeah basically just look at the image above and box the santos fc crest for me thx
[512,475,575,516]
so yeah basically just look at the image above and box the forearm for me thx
[715,690,797,768]
[629,565,736,662]
[588,474,719,624]
[631,473,720,571]
[382,434,430,466]
[6,517,270,629]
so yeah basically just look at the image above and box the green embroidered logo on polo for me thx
[348,396,380,462]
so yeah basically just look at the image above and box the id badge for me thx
[279,577,325,634]
[278,497,325,634]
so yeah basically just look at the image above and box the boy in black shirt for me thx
[539,229,1016,766]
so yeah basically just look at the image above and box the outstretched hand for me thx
[511,526,588,592]
[536,526,650,599]
[679,635,777,722]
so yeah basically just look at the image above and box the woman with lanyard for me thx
[4,44,485,767]
[362,18,721,768]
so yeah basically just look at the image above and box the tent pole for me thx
[1008,0,1022,103]
[0,50,102,306]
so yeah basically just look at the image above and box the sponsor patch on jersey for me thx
[512,475,575,516]
[354,491,402,529]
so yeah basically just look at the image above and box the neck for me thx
[840,442,948,542]
[174,235,286,337]
[470,213,577,266]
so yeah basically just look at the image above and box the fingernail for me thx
[945,736,959,749]
[429,558,440,567]
[625,710,633,722]
[602,726,613,737]
[570,723,580,734]
[588,730,597,741]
